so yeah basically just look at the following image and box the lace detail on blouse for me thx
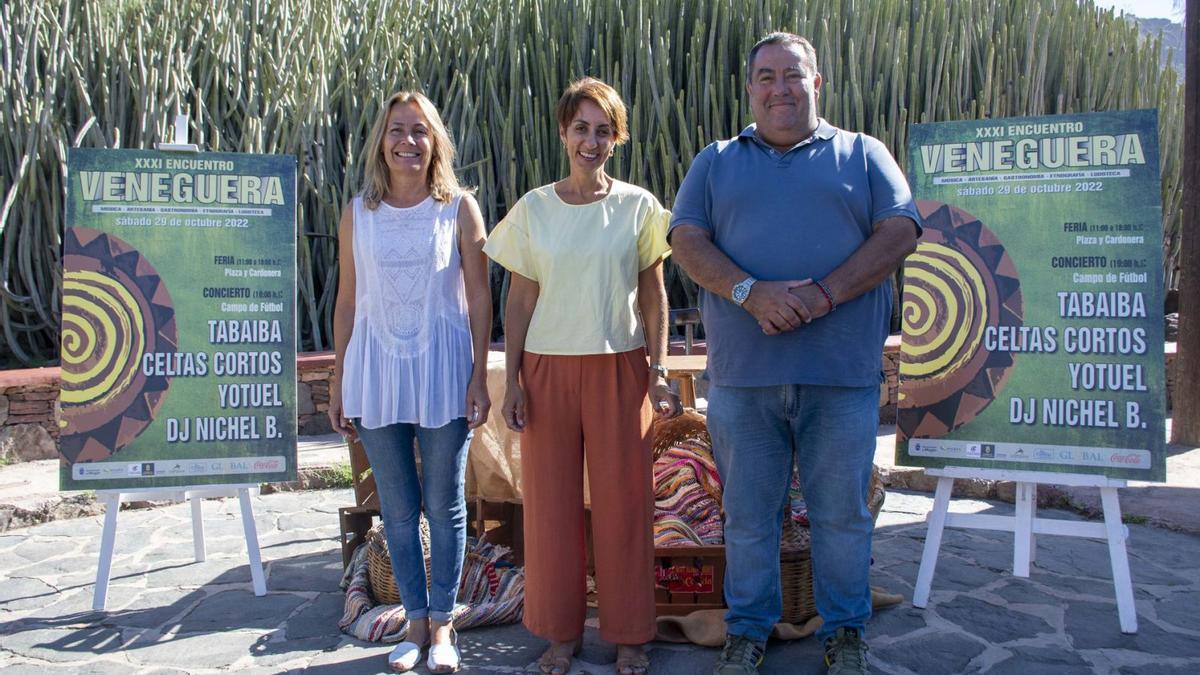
[341,195,472,429]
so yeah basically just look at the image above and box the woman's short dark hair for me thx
[555,77,629,145]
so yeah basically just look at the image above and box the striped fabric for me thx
[339,537,525,642]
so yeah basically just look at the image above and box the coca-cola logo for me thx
[1109,453,1141,465]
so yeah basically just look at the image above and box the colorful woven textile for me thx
[789,470,810,526]
[339,537,524,642]
[653,438,723,547]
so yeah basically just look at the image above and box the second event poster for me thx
[897,110,1165,481]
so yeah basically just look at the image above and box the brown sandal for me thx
[615,645,649,675]
[537,640,582,675]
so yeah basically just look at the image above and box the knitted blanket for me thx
[653,438,723,547]
[339,537,525,642]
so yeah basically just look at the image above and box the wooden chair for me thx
[338,436,380,567]
[337,435,525,567]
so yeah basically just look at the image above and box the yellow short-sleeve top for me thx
[483,181,671,355]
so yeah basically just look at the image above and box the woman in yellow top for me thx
[484,77,680,675]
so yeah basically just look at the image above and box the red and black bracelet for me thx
[814,279,837,312]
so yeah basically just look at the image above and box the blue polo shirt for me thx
[668,120,920,388]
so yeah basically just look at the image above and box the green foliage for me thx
[307,462,355,489]
[0,0,1184,365]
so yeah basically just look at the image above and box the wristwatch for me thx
[731,276,757,306]
[649,363,669,378]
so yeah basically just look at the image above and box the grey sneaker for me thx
[713,634,765,674]
[824,627,868,674]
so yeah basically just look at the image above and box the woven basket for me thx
[779,467,886,624]
[651,410,888,624]
[651,409,710,460]
[365,519,431,606]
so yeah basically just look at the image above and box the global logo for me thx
[981,444,996,459]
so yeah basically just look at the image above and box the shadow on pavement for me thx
[1,490,1199,673]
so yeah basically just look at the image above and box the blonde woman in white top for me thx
[329,91,491,674]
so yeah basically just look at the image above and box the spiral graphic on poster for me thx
[61,271,146,407]
[897,201,1023,441]
[59,227,176,463]
[902,244,989,380]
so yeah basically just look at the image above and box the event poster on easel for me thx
[59,149,298,490]
[896,110,1165,481]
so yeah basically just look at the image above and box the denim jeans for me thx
[707,383,878,642]
[356,418,471,621]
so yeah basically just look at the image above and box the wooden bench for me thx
[662,354,707,409]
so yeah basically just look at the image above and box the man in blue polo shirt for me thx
[669,32,921,675]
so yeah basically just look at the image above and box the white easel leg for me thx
[93,492,121,611]
[191,494,207,562]
[1100,487,1138,633]
[238,488,267,596]
[913,475,954,608]
[1014,482,1034,577]
[1028,484,1037,564]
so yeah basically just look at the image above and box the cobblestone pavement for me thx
[1,488,1199,674]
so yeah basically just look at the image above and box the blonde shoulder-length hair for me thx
[360,91,473,208]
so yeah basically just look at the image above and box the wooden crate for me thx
[654,544,726,616]
[469,499,525,565]
[463,503,726,617]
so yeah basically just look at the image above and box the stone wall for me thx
[881,349,900,424]
[0,344,1182,463]
[297,353,334,435]
[0,370,61,463]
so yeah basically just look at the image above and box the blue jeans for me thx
[356,419,471,621]
[707,383,878,642]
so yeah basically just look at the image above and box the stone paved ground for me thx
[2,488,1199,674]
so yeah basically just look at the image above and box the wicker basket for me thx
[779,522,816,624]
[365,519,431,606]
[651,409,887,624]
[651,409,711,460]
[779,467,886,624]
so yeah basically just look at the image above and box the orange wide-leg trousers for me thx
[519,348,656,644]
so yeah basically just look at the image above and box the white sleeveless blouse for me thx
[341,195,472,429]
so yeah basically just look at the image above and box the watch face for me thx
[733,285,746,303]
[733,280,751,304]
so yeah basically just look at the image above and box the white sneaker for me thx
[426,628,461,673]
[387,640,423,672]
